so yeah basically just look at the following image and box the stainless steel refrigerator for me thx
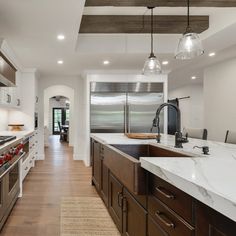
[90,82,164,133]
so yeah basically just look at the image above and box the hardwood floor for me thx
[0,135,98,236]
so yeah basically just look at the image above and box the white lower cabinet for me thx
[22,156,30,181]
[20,131,38,183]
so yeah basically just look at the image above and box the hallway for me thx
[0,136,97,236]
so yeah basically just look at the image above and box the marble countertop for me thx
[0,130,35,153]
[91,133,236,221]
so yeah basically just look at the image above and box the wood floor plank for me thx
[0,136,98,236]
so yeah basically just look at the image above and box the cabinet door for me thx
[122,188,147,236]
[0,87,9,105]
[100,159,109,207]
[109,173,123,233]
[92,140,101,191]
[195,202,236,236]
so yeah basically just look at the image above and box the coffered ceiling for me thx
[85,0,236,7]
[0,0,236,89]
[80,15,209,34]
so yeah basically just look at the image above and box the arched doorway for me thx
[44,85,75,147]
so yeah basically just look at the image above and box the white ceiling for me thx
[0,1,236,89]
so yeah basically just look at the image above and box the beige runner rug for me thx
[60,197,120,236]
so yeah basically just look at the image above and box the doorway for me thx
[47,96,70,140]
[52,107,70,135]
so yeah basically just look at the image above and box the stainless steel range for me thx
[0,136,16,146]
[0,137,25,230]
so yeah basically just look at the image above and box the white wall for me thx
[0,108,9,131]
[38,76,82,161]
[169,84,204,130]
[204,58,236,142]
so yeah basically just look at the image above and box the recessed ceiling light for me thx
[57,34,65,40]
[162,61,169,65]
[191,76,197,80]
[103,60,110,65]
[57,60,64,64]
[209,52,216,57]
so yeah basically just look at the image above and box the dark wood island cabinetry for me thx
[91,138,236,236]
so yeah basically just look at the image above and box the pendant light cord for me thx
[151,7,154,55]
[186,0,191,33]
[187,0,190,27]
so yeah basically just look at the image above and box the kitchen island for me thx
[91,133,236,236]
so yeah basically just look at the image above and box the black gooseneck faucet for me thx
[151,102,187,148]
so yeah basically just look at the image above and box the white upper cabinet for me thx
[0,40,22,109]
[0,74,22,109]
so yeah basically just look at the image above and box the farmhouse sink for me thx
[111,144,190,160]
[103,144,190,195]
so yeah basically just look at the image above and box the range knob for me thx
[4,153,12,161]
[9,148,15,155]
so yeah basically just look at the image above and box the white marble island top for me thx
[91,133,236,221]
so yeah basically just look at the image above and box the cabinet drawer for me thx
[148,196,194,236]
[22,158,30,180]
[149,174,193,223]
[148,216,168,236]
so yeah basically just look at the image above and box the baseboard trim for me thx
[73,154,84,160]
[73,154,91,167]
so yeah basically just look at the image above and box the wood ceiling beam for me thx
[85,0,236,7]
[79,15,209,34]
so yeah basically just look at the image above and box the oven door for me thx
[22,138,29,162]
[0,178,6,221]
[5,162,20,207]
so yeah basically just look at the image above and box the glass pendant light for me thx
[143,7,161,75]
[175,0,204,60]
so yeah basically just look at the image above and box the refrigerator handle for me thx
[124,105,127,133]
[127,105,130,133]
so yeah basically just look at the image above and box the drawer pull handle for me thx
[155,187,175,199]
[155,211,175,228]
[122,197,127,213]
[117,192,123,208]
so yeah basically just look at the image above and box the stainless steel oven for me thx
[0,178,5,221]
[0,140,24,230]
[6,162,20,206]
[22,137,29,162]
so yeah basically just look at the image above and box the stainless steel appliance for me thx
[0,51,16,87]
[0,136,16,146]
[0,139,25,230]
[90,82,164,133]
